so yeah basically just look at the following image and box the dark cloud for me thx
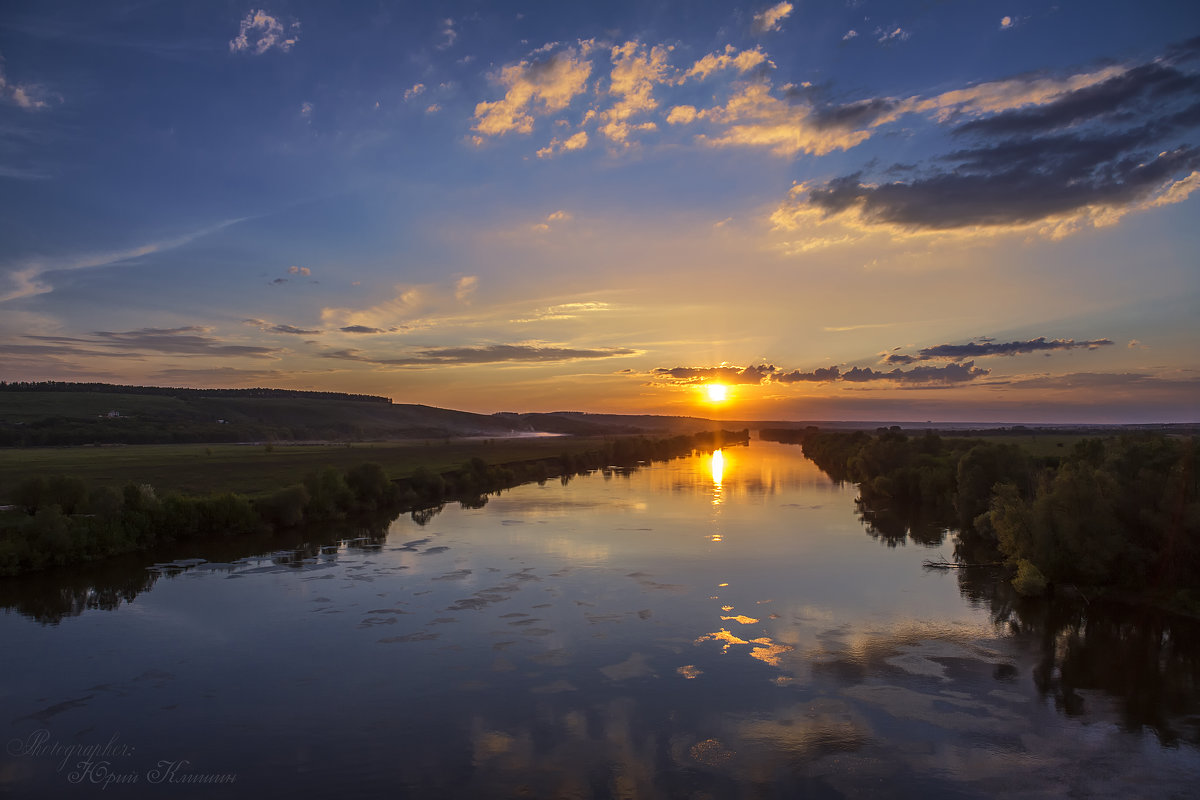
[244,319,321,335]
[1002,371,1200,391]
[321,344,638,367]
[652,361,988,386]
[651,364,776,384]
[841,362,989,384]
[25,328,279,358]
[340,325,385,334]
[803,42,1200,230]
[775,366,841,383]
[883,337,1113,364]
[953,62,1200,138]
[812,97,898,130]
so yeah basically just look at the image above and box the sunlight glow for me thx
[705,383,729,403]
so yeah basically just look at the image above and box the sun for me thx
[704,383,729,403]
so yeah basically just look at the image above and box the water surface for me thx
[3,442,1197,797]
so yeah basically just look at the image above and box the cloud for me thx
[876,27,910,44]
[666,105,698,125]
[404,83,426,101]
[454,275,478,302]
[536,130,588,158]
[823,322,898,332]
[148,367,300,384]
[320,343,638,367]
[321,277,488,333]
[438,18,457,50]
[774,366,842,383]
[685,46,769,81]
[842,30,859,42]
[26,327,279,358]
[0,218,245,304]
[288,265,311,276]
[0,58,55,110]
[652,361,990,386]
[531,209,572,232]
[1000,16,1015,31]
[510,301,612,323]
[883,337,1114,364]
[299,101,313,119]
[244,319,321,335]
[473,41,594,138]
[652,365,777,385]
[229,10,299,55]
[753,3,794,34]
[1000,371,1200,393]
[773,42,1200,238]
[599,41,675,145]
[340,325,386,334]
[693,82,875,156]
[426,103,442,114]
[840,362,987,384]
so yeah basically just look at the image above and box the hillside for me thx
[0,385,716,445]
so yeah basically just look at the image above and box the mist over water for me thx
[3,442,1197,798]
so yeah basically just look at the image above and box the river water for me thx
[2,441,1197,798]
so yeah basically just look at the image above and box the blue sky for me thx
[1,1,1197,422]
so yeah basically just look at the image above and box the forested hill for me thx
[0,381,390,404]
[0,385,511,446]
[0,385,717,446]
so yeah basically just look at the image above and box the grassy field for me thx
[0,437,612,499]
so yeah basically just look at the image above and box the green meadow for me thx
[0,437,611,500]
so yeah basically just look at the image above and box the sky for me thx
[0,1,1197,423]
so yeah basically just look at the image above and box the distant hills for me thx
[1,382,1191,447]
[0,382,716,446]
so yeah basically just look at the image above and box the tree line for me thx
[0,430,749,576]
[760,427,1199,608]
[0,381,391,403]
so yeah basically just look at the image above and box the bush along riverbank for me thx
[761,427,1200,611]
[0,430,749,576]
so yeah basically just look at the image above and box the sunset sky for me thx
[1,1,1197,422]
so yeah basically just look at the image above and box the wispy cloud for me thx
[0,57,57,110]
[882,337,1113,364]
[244,319,321,335]
[24,327,280,358]
[0,218,245,304]
[510,301,612,324]
[229,10,299,55]
[321,343,638,368]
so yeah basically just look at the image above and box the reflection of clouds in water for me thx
[466,699,663,798]
[599,652,655,681]
[694,628,795,667]
[843,684,1023,733]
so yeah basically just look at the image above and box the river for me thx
[2,440,1197,797]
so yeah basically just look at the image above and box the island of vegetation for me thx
[760,427,1200,612]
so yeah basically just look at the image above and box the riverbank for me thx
[0,429,749,576]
